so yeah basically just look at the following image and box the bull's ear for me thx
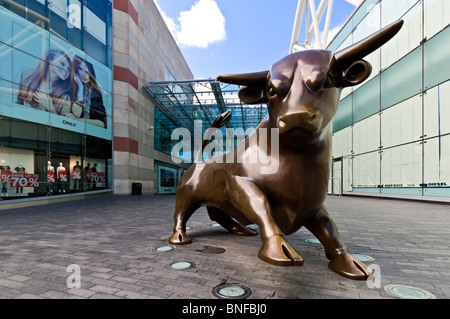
[238,86,268,104]
[342,60,372,87]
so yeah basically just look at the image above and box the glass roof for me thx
[144,79,268,134]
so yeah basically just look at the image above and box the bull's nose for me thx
[278,109,322,135]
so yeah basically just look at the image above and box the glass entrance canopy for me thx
[144,79,268,134]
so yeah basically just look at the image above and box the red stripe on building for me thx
[114,66,139,91]
[114,137,139,155]
[114,0,139,25]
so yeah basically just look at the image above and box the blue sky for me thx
[154,0,358,79]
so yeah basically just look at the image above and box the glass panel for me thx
[353,114,380,155]
[424,135,450,191]
[423,82,450,139]
[0,6,49,60]
[332,126,352,158]
[381,142,422,188]
[381,94,422,148]
[85,7,106,44]
[424,26,450,91]
[381,47,422,110]
[352,152,380,188]
[333,95,352,133]
[353,75,380,123]
[381,0,422,70]
[424,0,450,39]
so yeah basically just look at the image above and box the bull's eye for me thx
[323,73,334,89]
[268,86,277,98]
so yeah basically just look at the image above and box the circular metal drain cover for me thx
[384,284,436,299]
[201,246,226,254]
[353,254,374,263]
[212,283,252,299]
[158,235,171,241]
[166,261,196,271]
[305,238,321,244]
[154,246,173,252]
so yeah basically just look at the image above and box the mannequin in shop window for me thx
[84,162,92,191]
[57,162,67,194]
[1,159,11,197]
[46,161,55,195]
[14,162,26,196]
[72,161,82,191]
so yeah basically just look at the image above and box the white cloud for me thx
[154,0,179,37]
[154,0,226,49]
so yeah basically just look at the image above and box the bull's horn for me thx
[335,20,404,68]
[217,70,269,86]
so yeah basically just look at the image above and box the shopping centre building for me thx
[0,0,449,207]
[329,0,450,200]
[0,0,192,206]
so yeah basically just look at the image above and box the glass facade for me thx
[0,0,112,200]
[330,0,450,198]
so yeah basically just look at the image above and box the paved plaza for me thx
[0,194,449,300]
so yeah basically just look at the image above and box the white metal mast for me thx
[289,0,362,54]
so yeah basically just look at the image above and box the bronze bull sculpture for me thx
[169,20,403,280]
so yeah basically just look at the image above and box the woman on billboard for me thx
[17,49,73,115]
[70,55,107,128]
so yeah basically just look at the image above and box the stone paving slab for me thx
[0,194,449,300]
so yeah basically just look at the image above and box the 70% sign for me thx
[9,173,40,188]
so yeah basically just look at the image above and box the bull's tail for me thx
[194,111,231,163]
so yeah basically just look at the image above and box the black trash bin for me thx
[132,183,142,195]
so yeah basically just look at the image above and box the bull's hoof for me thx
[168,229,191,245]
[258,234,304,266]
[328,252,372,280]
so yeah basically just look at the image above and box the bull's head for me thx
[218,20,403,140]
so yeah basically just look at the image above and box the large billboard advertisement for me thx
[0,6,112,140]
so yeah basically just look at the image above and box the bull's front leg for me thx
[227,176,304,266]
[305,205,372,280]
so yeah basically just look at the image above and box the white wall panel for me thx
[424,0,450,39]
[353,115,380,155]
[381,143,422,187]
[381,95,422,148]
[353,152,380,188]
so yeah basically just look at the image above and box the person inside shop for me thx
[91,162,98,190]
[72,161,82,191]
[17,49,73,116]
[14,162,26,196]
[67,56,107,128]
[1,159,11,197]
[57,162,67,194]
[46,161,55,195]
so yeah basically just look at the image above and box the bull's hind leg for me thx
[227,176,303,266]
[305,205,372,280]
[168,197,199,245]
[207,206,258,236]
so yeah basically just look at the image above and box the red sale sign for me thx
[47,171,55,183]
[73,168,81,180]
[10,173,40,187]
[85,169,92,181]
[1,169,11,183]
[89,172,106,183]
[58,170,68,182]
